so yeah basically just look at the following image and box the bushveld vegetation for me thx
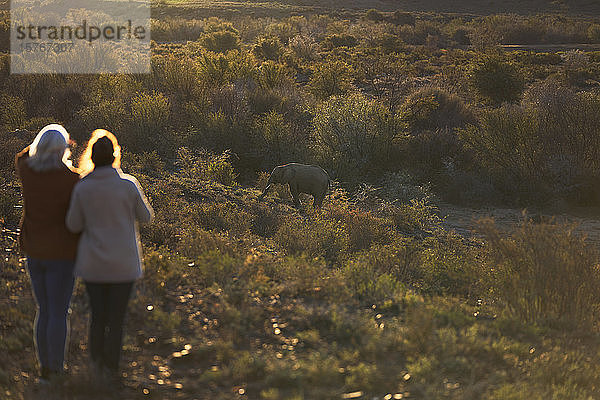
[2,1,600,399]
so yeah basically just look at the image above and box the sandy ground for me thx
[439,203,600,248]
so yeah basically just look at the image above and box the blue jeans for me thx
[27,257,75,373]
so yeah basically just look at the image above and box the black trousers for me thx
[84,281,134,372]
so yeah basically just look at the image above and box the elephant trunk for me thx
[259,176,273,200]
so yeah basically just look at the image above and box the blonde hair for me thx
[27,124,73,172]
[78,129,121,174]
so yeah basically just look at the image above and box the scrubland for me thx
[2,1,600,399]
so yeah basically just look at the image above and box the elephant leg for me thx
[314,194,324,208]
[289,185,301,208]
[292,193,301,208]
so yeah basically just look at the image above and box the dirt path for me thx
[439,204,600,248]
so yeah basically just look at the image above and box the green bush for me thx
[129,91,173,153]
[193,202,251,234]
[197,51,258,87]
[176,147,238,186]
[0,185,21,226]
[122,151,165,178]
[0,16,8,52]
[344,209,394,252]
[343,257,405,304]
[250,202,283,237]
[186,109,254,160]
[308,60,354,99]
[86,73,143,103]
[0,53,9,87]
[400,87,473,135]
[378,171,435,204]
[176,227,236,259]
[152,55,200,100]
[311,93,398,180]
[374,32,404,53]
[404,129,462,177]
[323,34,358,49]
[197,52,231,87]
[418,230,478,296]
[265,21,297,44]
[76,98,129,138]
[379,199,441,233]
[253,36,283,61]
[200,30,241,53]
[190,250,242,288]
[468,56,525,105]
[459,104,543,201]
[272,256,331,297]
[258,61,292,89]
[274,215,349,263]
[254,110,306,166]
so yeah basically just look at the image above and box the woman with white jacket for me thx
[66,129,153,381]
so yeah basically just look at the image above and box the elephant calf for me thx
[258,163,330,208]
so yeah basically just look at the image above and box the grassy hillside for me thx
[2,152,600,399]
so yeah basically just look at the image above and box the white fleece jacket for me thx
[66,166,153,283]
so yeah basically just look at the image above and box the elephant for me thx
[258,163,330,208]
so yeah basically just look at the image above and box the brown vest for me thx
[16,147,80,260]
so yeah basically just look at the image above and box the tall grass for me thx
[478,217,600,329]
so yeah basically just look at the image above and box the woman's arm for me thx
[65,187,84,233]
[130,176,154,224]
[15,146,30,176]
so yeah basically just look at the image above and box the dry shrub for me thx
[251,203,282,237]
[288,34,318,60]
[400,87,473,134]
[75,98,128,141]
[344,209,394,252]
[274,214,349,263]
[129,91,173,153]
[176,228,237,260]
[477,217,600,329]
[152,55,200,100]
[468,56,524,105]
[308,60,354,100]
[176,147,238,186]
[199,30,241,53]
[192,201,251,234]
[461,79,600,204]
[253,110,307,167]
[380,199,441,233]
[311,92,397,180]
[253,36,283,61]
[151,18,205,42]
